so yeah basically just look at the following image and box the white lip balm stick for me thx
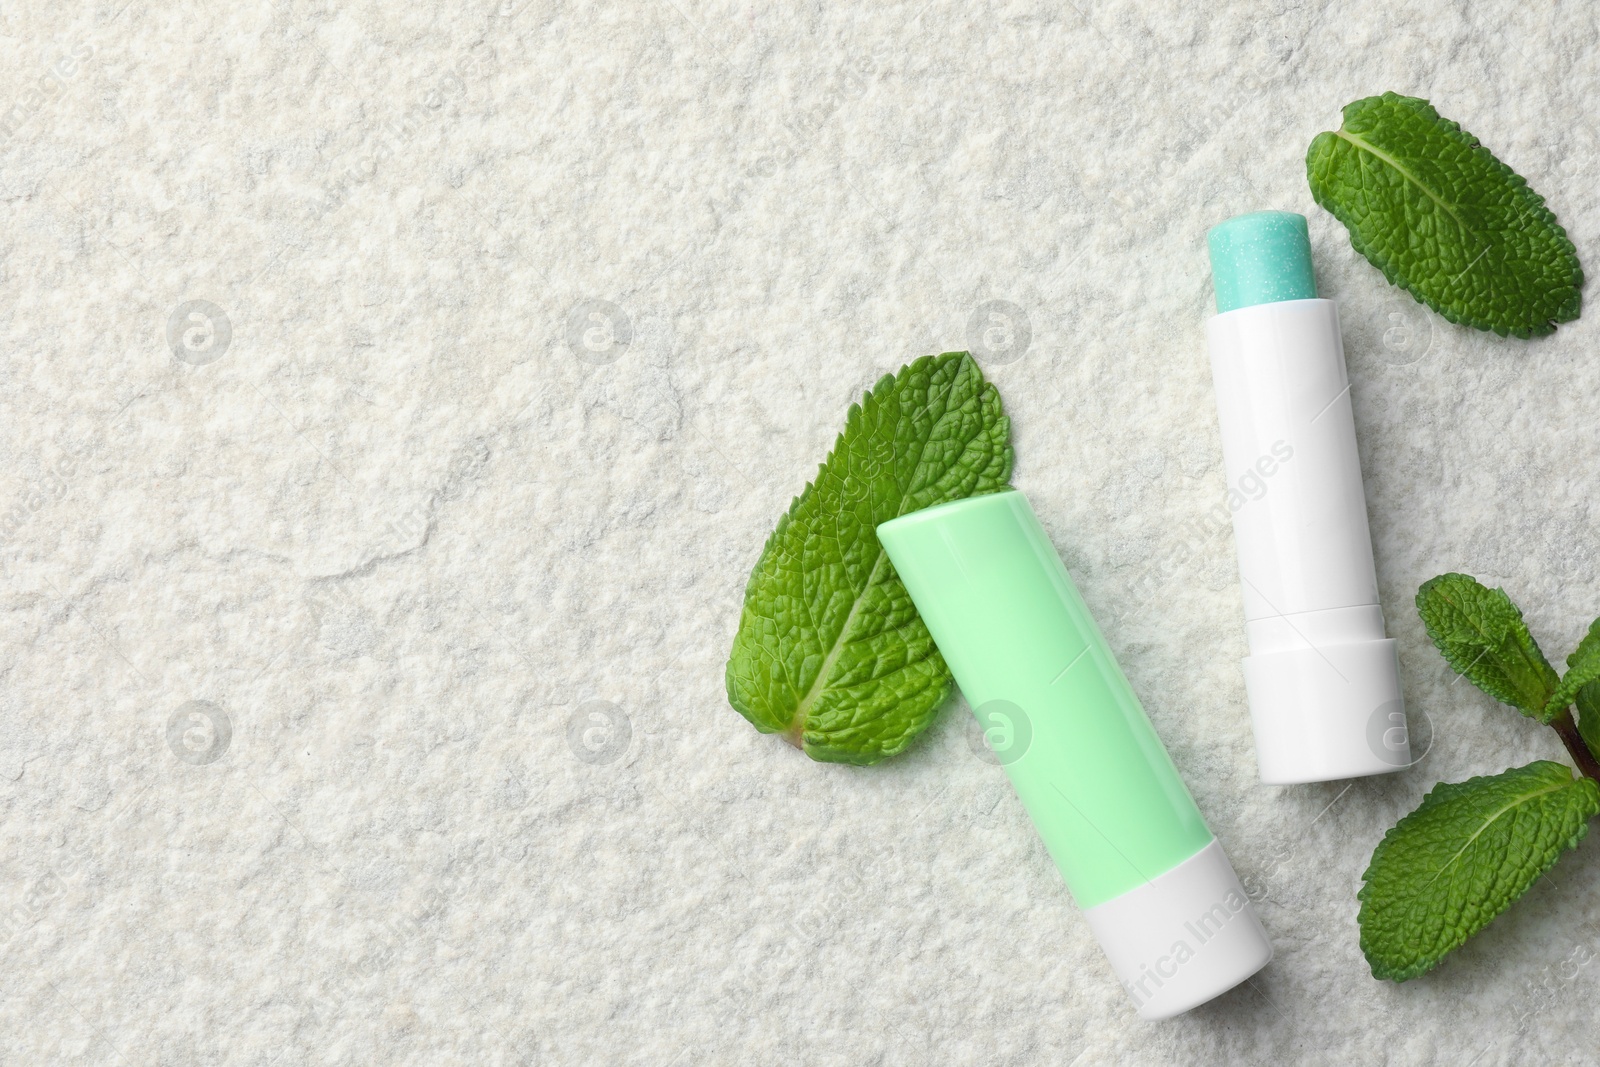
[1205,211,1408,784]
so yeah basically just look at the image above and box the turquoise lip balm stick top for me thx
[878,491,1271,1020]
[1207,211,1318,313]
[1204,211,1409,784]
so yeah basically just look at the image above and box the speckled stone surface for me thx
[3,2,1600,1064]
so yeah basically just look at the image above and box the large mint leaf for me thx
[1416,573,1559,719]
[725,353,1012,765]
[1544,616,1600,719]
[1358,761,1600,981]
[1307,92,1582,338]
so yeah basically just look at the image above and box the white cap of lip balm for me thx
[1206,211,1409,785]
[1082,839,1272,1020]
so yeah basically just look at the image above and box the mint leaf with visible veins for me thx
[1307,92,1582,338]
[1358,761,1600,981]
[725,353,1012,765]
[1416,573,1559,719]
[1545,617,1600,720]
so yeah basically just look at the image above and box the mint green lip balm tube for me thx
[878,490,1271,1019]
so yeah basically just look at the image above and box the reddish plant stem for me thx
[1549,707,1600,783]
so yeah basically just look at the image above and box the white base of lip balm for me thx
[1207,297,1408,784]
[1245,636,1407,784]
[1081,840,1272,1020]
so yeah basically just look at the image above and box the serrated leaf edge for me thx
[1543,617,1600,720]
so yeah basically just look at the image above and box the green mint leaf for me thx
[1544,616,1600,719]
[1306,92,1582,338]
[724,353,1013,765]
[1576,681,1600,766]
[1416,573,1559,719]
[1358,761,1600,982]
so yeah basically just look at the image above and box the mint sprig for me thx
[1306,92,1583,338]
[724,353,1012,765]
[1358,574,1600,981]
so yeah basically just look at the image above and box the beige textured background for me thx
[3,1,1600,1064]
